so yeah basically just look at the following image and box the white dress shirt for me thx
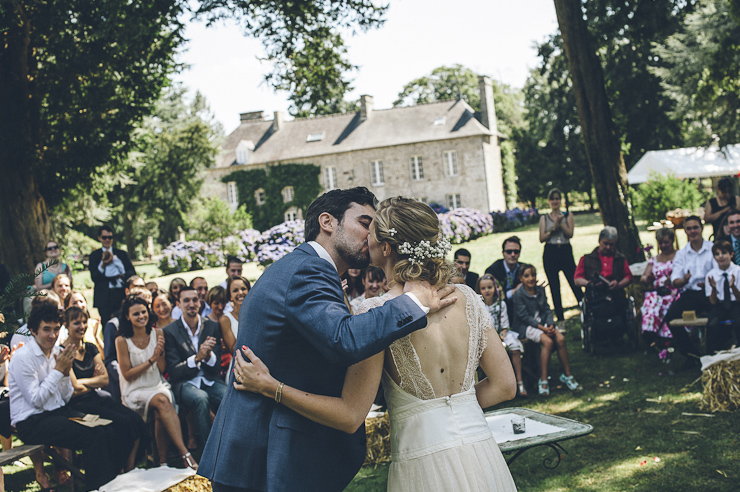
[182,315,217,388]
[705,263,740,301]
[9,337,73,426]
[671,240,717,292]
[307,241,429,314]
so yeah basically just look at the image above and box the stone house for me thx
[203,76,506,224]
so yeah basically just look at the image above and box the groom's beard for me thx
[335,232,370,269]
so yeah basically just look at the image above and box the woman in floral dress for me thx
[640,228,678,346]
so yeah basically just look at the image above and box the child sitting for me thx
[477,274,527,396]
[705,240,740,353]
[512,264,580,395]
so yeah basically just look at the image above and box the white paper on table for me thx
[95,465,196,492]
[486,413,565,444]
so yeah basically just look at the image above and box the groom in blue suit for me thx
[199,187,452,492]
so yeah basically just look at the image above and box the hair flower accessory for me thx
[397,236,452,265]
[388,228,397,237]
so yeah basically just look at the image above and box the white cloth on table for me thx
[119,330,173,421]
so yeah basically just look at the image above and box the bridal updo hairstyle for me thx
[372,197,453,287]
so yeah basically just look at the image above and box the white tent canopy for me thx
[628,144,740,184]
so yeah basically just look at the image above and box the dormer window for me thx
[282,186,294,203]
[255,188,266,206]
[284,207,298,222]
[434,117,446,126]
[236,140,255,165]
[306,132,325,142]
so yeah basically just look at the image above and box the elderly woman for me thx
[705,177,740,239]
[574,226,633,290]
[34,241,72,291]
[640,228,679,347]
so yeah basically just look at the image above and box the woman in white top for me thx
[221,276,250,358]
[115,295,197,470]
[234,197,517,492]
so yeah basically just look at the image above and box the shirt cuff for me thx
[403,293,430,314]
[205,351,217,367]
[187,354,198,368]
[98,262,106,274]
[506,290,514,299]
[47,369,64,384]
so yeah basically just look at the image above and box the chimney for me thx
[272,111,285,132]
[478,76,498,136]
[360,95,374,121]
[240,111,265,122]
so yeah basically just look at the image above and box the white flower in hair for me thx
[397,236,452,265]
[388,228,397,237]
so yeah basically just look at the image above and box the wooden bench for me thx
[0,444,84,492]
[668,317,708,353]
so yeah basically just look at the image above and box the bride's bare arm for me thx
[234,346,384,434]
[474,335,517,409]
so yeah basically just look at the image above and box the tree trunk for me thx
[553,0,644,263]
[123,213,137,261]
[0,5,50,276]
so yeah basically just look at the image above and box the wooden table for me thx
[485,407,593,469]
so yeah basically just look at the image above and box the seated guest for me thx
[478,274,526,396]
[513,264,580,396]
[168,277,187,320]
[704,177,740,240]
[662,216,715,367]
[11,291,63,349]
[485,236,524,314]
[152,289,175,329]
[341,268,364,302]
[205,286,228,323]
[574,226,633,291]
[190,277,211,317]
[454,248,479,290]
[34,241,72,291]
[51,274,72,304]
[64,307,149,472]
[705,241,740,353]
[727,209,740,265]
[219,256,243,315]
[163,287,225,451]
[64,290,104,356]
[349,266,385,312]
[116,296,196,469]
[9,303,123,490]
[639,228,679,349]
[145,281,159,295]
[220,276,250,375]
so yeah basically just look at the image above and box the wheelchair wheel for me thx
[580,298,595,355]
[626,296,640,350]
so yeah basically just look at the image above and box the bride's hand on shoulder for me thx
[233,346,278,397]
[403,280,457,314]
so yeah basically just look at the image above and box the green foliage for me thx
[0,263,54,334]
[652,0,740,147]
[632,173,705,223]
[225,163,322,231]
[186,198,251,244]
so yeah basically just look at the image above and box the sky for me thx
[175,0,559,132]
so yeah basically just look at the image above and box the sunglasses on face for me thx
[101,235,114,240]
[504,249,520,255]
[46,245,59,251]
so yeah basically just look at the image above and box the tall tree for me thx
[553,0,643,262]
[394,65,524,207]
[0,0,388,275]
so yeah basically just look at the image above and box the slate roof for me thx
[217,99,494,167]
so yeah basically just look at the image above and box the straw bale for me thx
[364,412,392,466]
[700,359,740,412]
[164,474,212,492]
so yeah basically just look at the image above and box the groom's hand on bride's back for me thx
[403,281,457,315]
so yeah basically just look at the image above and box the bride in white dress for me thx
[234,197,518,491]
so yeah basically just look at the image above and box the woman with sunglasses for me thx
[34,241,72,291]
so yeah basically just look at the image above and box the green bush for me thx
[632,172,705,224]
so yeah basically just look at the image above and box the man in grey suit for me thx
[199,187,454,492]
[164,286,226,451]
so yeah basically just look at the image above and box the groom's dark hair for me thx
[305,187,377,242]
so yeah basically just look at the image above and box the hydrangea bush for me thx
[159,207,538,274]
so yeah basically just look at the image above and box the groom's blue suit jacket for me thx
[198,243,427,491]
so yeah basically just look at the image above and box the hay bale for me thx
[364,412,391,466]
[700,359,740,412]
[164,474,212,492]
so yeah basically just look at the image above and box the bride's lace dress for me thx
[357,285,517,492]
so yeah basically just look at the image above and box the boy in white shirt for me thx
[705,240,740,354]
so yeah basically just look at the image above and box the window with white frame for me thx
[227,182,239,209]
[255,188,266,206]
[443,150,458,177]
[370,160,384,186]
[284,207,298,222]
[324,166,337,190]
[282,186,294,203]
[446,193,462,209]
[409,156,424,181]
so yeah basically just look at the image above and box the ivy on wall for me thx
[223,163,322,231]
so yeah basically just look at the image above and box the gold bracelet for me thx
[275,382,284,404]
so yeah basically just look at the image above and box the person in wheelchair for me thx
[574,226,633,297]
